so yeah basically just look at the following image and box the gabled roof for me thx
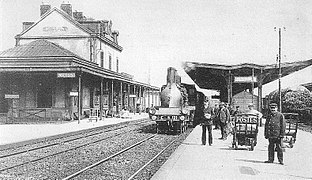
[16,7,123,51]
[0,39,82,58]
[17,7,93,37]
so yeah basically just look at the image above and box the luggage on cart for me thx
[232,114,259,151]
[283,113,299,148]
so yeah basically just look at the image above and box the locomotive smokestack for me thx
[167,67,177,85]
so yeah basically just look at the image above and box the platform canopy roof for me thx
[183,60,312,96]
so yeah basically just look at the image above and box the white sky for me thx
[0,0,311,94]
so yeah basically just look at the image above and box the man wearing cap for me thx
[264,103,286,165]
[246,103,263,119]
[216,102,230,140]
[201,101,214,146]
[232,106,242,116]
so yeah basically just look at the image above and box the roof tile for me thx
[0,40,82,58]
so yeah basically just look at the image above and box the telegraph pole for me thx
[278,28,282,112]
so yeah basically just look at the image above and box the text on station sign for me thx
[57,73,76,78]
[5,94,20,99]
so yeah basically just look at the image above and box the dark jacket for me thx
[217,107,230,123]
[264,111,286,139]
[201,106,214,125]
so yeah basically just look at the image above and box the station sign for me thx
[234,76,257,83]
[5,94,20,99]
[57,73,76,78]
[69,92,79,96]
[236,116,258,124]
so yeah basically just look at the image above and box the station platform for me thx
[152,125,312,180]
[0,113,148,146]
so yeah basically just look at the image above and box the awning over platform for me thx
[183,60,312,104]
[184,60,312,94]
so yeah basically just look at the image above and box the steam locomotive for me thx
[149,67,203,134]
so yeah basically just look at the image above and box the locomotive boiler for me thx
[149,67,195,134]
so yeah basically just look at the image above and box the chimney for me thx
[167,67,177,85]
[103,21,109,34]
[60,3,72,17]
[22,22,35,31]
[40,4,51,16]
[73,11,83,20]
[112,31,119,44]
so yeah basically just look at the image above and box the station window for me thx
[109,55,112,70]
[116,58,119,72]
[100,51,104,68]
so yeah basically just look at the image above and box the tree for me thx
[267,86,312,112]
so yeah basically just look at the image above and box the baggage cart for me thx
[283,113,299,148]
[232,114,259,151]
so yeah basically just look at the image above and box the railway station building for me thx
[0,3,160,123]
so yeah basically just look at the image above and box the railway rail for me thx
[0,119,153,172]
[68,129,189,179]
[0,119,192,179]
[63,135,156,180]
[0,119,149,156]
[0,118,149,153]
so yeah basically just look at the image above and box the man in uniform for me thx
[213,104,219,129]
[232,106,242,116]
[246,103,263,119]
[201,101,214,146]
[217,102,230,140]
[264,102,286,165]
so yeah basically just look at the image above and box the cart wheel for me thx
[250,140,255,151]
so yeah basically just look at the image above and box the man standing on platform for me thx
[201,101,214,146]
[264,102,286,165]
[213,104,219,129]
[217,102,230,140]
[246,103,263,119]
[232,106,242,116]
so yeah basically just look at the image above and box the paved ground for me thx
[0,113,148,145]
[152,125,312,180]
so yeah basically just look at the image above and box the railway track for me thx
[0,119,153,172]
[0,120,192,179]
[0,118,149,153]
[64,130,187,180]
[62,135,156,180]
[0,118,149,157]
